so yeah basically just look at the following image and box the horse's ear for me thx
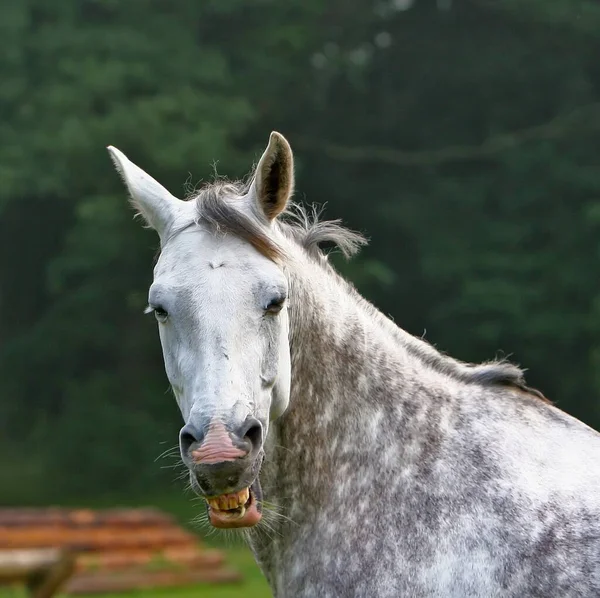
[252,131,294,221]
[107,146,183,240]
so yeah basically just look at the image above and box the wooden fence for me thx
[0,508,241,594]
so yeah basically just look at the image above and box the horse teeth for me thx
[206,487,250,512]
[224,505,246,520]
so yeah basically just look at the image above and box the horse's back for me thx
[465,387,600,502]
[431,388,600,596]
[362,388,599,597]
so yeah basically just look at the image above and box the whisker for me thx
[171,472,188,482]
[159,462,186,472]
[265,510,298,527]
[261,502,298,527]
[257,517,280,539]
[154,445,181,462]
[260,500,286,511]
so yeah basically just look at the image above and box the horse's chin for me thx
[203,479,263,529]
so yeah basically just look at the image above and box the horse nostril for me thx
[239,418,263,453]
[246,424,262,449]
[180,431,195,451]
[179,424,203,456]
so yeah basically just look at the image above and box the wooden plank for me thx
[0,527,197,551]
[76,547,224,571]
[0,509,175,528]
[66,568,242,594]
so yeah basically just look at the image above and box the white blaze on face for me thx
[149,226,291,430]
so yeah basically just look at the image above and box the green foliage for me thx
[1,0,600,505]
[478,0,600,35]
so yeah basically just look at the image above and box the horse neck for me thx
[252,251,458,580]
[287,256,393,410]
[265,253,424,496]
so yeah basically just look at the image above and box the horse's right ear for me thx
[252,132,295,222]
[107,146,184,241]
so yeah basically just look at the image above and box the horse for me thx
[108,132,600,597]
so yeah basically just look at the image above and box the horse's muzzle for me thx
[180,417,264,528]
[187,457,264,528]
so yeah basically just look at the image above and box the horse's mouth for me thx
[205,479,262,528]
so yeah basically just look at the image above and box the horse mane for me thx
[396,334,549,401]
[189,178,547,403]
[189,177,365,262]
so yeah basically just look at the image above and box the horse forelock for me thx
[186,177,367,265]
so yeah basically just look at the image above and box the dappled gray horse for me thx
[109,133,600,597]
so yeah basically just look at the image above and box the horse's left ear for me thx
[252,131,294,222]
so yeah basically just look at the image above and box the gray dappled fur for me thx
[186,180,600,597]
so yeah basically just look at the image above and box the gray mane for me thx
[189,178,546,402]
[399,337,548,400]
[189,178,365,261]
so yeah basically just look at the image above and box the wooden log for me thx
[0,527,197,551]
[0,509,175,528]
[76,547,224,571]
[66,568,242,594]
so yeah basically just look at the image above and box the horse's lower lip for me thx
[206,481,262,528]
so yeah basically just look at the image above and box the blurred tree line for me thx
[1,0,600,503]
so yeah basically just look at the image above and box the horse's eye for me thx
[265,296,285,315]
[153,306,169,323]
